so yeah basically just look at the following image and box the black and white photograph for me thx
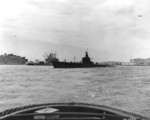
[0,0,150,119]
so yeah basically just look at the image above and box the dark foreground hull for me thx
[0,102,148,120]
[52,61,109,68]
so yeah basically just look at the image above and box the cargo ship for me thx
[52,51,110,68]
[26,53,59,66]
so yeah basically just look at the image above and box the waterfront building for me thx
[131,58,150,65]
[0,53,28,65]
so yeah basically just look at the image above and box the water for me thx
[0,65,150,117]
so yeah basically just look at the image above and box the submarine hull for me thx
[52,61,108,68]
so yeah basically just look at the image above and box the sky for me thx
[0,0,150,62]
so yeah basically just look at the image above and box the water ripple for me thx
[0,65,150,117]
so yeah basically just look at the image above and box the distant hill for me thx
[0,53,28,65]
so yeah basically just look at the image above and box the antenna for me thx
[54,51,57,58]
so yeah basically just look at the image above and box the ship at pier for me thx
[52,51,110,68]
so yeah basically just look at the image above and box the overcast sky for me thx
[0,0,150,62]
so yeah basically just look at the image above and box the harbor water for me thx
[0,65,150,117]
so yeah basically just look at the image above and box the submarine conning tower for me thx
[82,51,92,64]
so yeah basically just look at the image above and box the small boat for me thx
[0,102,148,120]
[52,52,111,68]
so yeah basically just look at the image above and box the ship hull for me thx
[0,102,147,120]
[52,61,109,68]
